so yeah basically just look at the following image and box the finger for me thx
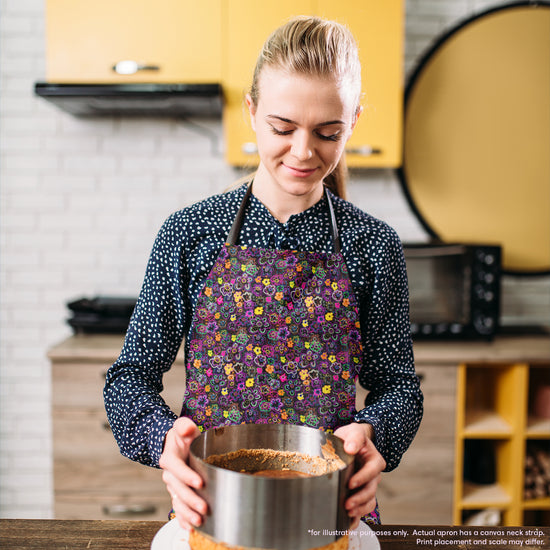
[164,472,208,525]
[348,455,384,490]
[347,496,377,524]
[161,453,204,490]
[173,417,201,441]
[345,477,378,513]
[172,493,204,530]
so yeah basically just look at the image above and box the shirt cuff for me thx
[354,409,385,454]
[148,414,177,468]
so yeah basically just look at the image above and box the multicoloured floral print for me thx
[181,244,362,433]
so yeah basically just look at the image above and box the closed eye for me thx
[269,125,293,136]
[316,131,341,142]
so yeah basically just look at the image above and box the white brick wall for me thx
[1,0,548,518]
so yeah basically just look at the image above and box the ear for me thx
[245,93,257,132]
[351,105,363,132]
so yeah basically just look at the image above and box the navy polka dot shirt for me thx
[103,184,423,471]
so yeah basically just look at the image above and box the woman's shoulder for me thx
[159,185,246,233]
[331,193,401,245]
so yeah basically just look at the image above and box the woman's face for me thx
[246,67,359,203]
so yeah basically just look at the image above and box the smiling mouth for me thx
[282,163,318,177]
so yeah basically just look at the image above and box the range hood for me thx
[34,82,223,117]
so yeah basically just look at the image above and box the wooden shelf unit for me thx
[454,361,550,526]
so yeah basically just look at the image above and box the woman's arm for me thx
[354,229,424,471]
[103,214,188,467]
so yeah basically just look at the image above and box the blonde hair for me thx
[249,16,362,198]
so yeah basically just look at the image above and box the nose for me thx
[290,131,313,161]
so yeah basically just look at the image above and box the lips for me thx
[282,163,318,178]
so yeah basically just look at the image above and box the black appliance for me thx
[67,296,137,334]
[34,83,223,117]
[403,243,502,340]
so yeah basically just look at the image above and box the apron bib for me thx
[181,185,363,433]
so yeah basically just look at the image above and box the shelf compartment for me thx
[527,363,550,436]
[463,364,526,435]
[461,482,512,508]
[463,411,513,437]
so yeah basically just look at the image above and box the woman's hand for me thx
[333,422,386,529]
[159,417,207,531]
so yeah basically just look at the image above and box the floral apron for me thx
[178,184,381,523]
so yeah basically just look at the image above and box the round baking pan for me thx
[189,423,353,550]
[397,2,550,274]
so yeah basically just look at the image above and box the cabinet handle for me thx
[241,142,258,155]
[102,503,157,516]
[112,60,161,75]
[345,145,382,156]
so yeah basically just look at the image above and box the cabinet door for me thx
[45,0,222,83]
[222,0,316,167]
[223,1,404,167]
[317,0,404,167]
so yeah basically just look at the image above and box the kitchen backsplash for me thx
[1,0,547,519]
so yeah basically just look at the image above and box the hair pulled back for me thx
[249,16,362,198]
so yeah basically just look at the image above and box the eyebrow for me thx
[266,115,345,127]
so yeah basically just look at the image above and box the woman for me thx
[104,15,423,531]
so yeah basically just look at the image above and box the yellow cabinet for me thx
[454,362,550,526]
[222,0,315,168]
[45,0,222,83]
[223,0,404,167]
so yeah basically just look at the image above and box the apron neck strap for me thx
[227,183,341,253]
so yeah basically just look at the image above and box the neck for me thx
[251,165,324,223]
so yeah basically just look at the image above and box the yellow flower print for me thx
[304,341,310,349]
[328,355,336,363]
[297,393,304,401]
[331,281,338,291]
[254,306,263,315]
[302,320,309,328]
[262,278,270,286]
[230,314,237,321]
[245,378,254,388]
[224,364,234,375]
[223,410,229,418]
[254,346,262,355]
[280,356,286,363]
[305,296,314,307]
[221,388,228,395]
[234,292,242,302]
[217,277,223,285]
[299,369,308,380]
[325,312,333,321]
[322,385,331,394]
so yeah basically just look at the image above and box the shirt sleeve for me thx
[103,214,187,468]
[353,228,424,472]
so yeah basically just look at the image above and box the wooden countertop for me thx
[0,520,548,549]
[48,333,550,365]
